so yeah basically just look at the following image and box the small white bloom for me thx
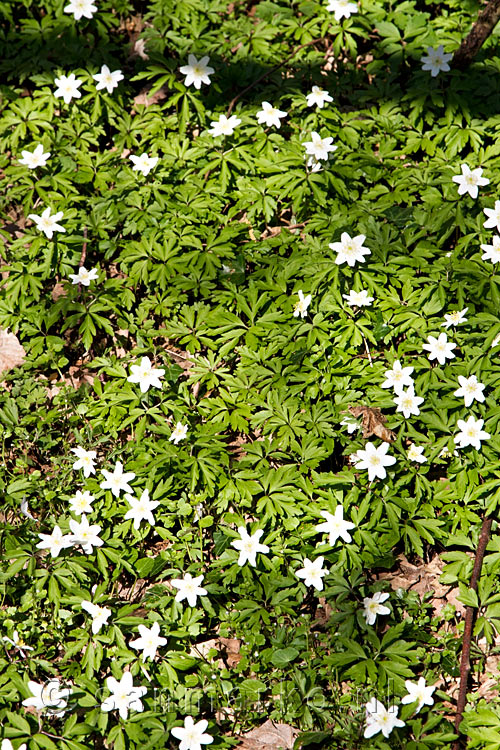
[93,64,124,93]
[364,698,405,738]
[407,444,427,463]
[296,556,328,591]
[28,207,65,239]
[171,573,207,607]
[340,416,360,434]
[306,155,324,172]
[127,356,165,393]
[171,716,214,750]
[420,45,452,77]
[20,498,35,520]
[381,360,414,393]
[208,114,241,137]
[81,600,111,634]
[129,622,167,661]
[481,235,500,263]
[362,591,391,625]
[454,416,490,451]
[69,515,103,554]
[18,144,51,169]
[452,164,489,199]
[36,525,74,558]
[100,672,147,720]
[354,442,396,481]
[303,131,337,161]
[483,201,500,232]
[422,332,456,365]
[315,506,355,545]
[71,446,97,477]
[69,266,99,286]
[124,488,160,530]
[343,289,374,307]
[329,232,371,267]
[306,86,333,109]
[2,740,26,750]
[401,677,436,714]
[326,0,358,20]
[69,490,95,515]
[22,679,72,716]
[3,630,34,658]
[492,332,500,348]
[129,153,159,176]
[293,289,312,318]
[256,101,287,128]
[169,421,188,445]
[64,0,97,20]
[100,461,135,497]
[441,308,468,328]
[454,374,485,408]
[231,527,269,567]
[54,73,82,103]
[179,54,214,89]
[394,385,424,418]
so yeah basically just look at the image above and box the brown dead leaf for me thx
[348,405,396,442]
[237,720,298,750]
[51,282,67,301]
[189,637,241,668]
[130,37,148,60]
[133,85,168,108]
[0,329,26,373]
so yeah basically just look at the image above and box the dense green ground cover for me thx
[3,0,500,747]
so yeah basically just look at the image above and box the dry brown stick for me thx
[452,0,500,69]
[79,226,87,268]
[452,515,493,749]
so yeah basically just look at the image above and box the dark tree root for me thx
[452,0,500,69]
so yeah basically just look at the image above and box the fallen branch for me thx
[452,0,500,69]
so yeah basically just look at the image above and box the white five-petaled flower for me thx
[3,630,34,658]
[129,622,167,661]
[422,332,456,365]
[69,266,99,286]
[394,385,424,418]
[306,86,333,109]
[171,716,214,750]
[326,0,358,20]
[483,201,500,232]
[93,64,124,93]
[329,232,371,267]
[293,289,312,318]
[343,289,374,307]
[64,0,97,20]
[296,556,328,591]
[402,677,436,714]
[18,144,51,169]
[420,45,452,77]
[454,374,485,407]
[127,356,165,393]
[69,515,104,554]
[303,131,337,161]
[452,164,489,199]
[28,207,65,239]
[407,444,427,464]
[129,153,159,176]
[362,591,391,625]
[179,54,214,89]
[169,421,188,444]
[100,672,147,720]
[442,308,468,328]
[69,490,95,515]
[208,114,241,137]
[315,506,355,545]
[256,101,287,128]
[54,73,82,103]
[454,416,490,451]
[364,698,405,739]
[71,446,97,477]
[381,359,414,393]
[171,573,208,607]
[481,235,500,263]
[231,527,270,567]
[354,442,396,481]
[124,488,159,530]
[81,600,111,634]
[36,524,74,558]
[22,679,72,716]
[100,461,135,497]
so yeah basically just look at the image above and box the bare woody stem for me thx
[452,0,500,69]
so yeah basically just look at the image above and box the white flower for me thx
[493,332,500,348]
[326,0,358,20]
[169,422,188,444]
[303,131,337,161]
[124,488,159,530]
[483,201,500,231]
[64,0,97,20]
[93,64,124,93]
[231,527,269,567]
[2,741,26,750]
[81,600,111,634]
[256,101,287,128]
[454,416,490,450]
[129,622,167,661]
[438,446,459,459]
[394,385,424,418]
[363,592,391,625]
[306,86,333,109]
[420,45,452,77]
[354,442,396,481]
[179,54,214,89]
[22,679,72,716]
[441,308,468,328]
[329,232,371,266]
[20,498,35,520]
[381,360,414,393]
[364,698,405,738]
[36,525,74,558]
[454,375,485,407]
[69,266,99,286]
[18,144,51,169]
[28,207,65,239]
[401,677,436,714]
[296,556,328,591]
[315,506,355,545]
[100,672,147,720]
[171,716,214,750]
[171,573,207,607]
[54,73,82,103]
[3,630,34,658]
[407,444,427,463]
[71,446,97,477]
[129,153,159,176]
[69,515,103,554]
[208,114,241,137]
[422,332,456,365]
[340,416,360,434]
[343,289,374,307]
[293,289,312,318]
[452,164,489,199]
[127,356,165,393]
[100,461,135,497]
[481,235,500,263]
[306,155,324,173]
[69,490,95,515]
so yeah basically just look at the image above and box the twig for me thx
[79,227,87,268]
[452,0,500,69]
[452,514,493,749]
[362,336,373,366]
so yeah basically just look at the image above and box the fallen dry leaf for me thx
[0,329,26,373]
[133,85,168,108]
[348,405,396,442]
[189,637,241,668]
[237,720,298,750]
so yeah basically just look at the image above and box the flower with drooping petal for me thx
[28,207,65,239]
[171,716,214,750]
[169,422,188,444]
[129,153,158,176]
[81,600,111,634]
[36,525,74,558]
[315,506,355,545]
[208,114,241,137]
[454,375,485,408]
[71,446,97,477]
[69,515,103,554]
[407,444,427,463]
[483,201,500,232]
[293,289,312,318]
[127,356,165,393]
[329,232,371,266]
[64,0,97,20]
[100,672,147,720]
[402,677,436,714]
[354,442,396,481]
[93,64,124,93]
[100,461,135,497]
[306,86,333,109]
[296,556,328,591]
[454,416,490,450]
[422,332,456,365]
[452,164,489,199]
[124,489,159,530]
[231,527,269,567]
[362,591,390,625]
[303,132,337,161]
[256,101,287,128]
[69,266,99,286]
[54,73,82,103]
[381,360,414,393]
[179,54,214,89]
[364,698,405,738]
[171,573,207,607]
[441,308,468,328]
[129,622,167,661]
[3,630,34,658]
[420,45,452,77]
[18,144,50,169]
